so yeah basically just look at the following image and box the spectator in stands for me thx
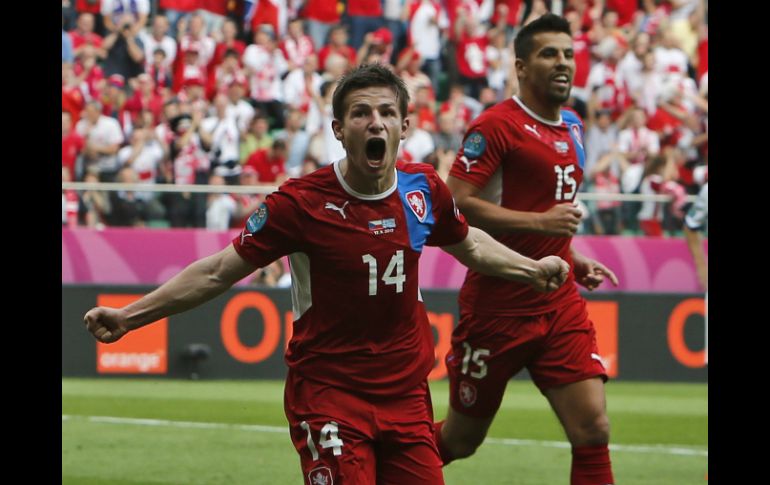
[101,0,149,36]
[208,18,246,79]
[584,109,618,179]
[399,108,435,164]
[102,13,145,79]
[138,14,177,71]
[62,63,86,127]
[395,48,434,102]
[244,139,288,185]
[177,13,216,69]
[240,113,274,165]
[62,110,85,180]
[283,54,324,134]
[200,94,242,184]
[70,12,105,59]
[166,112,210,227]
[74,44,106,102]
[409,0,445,95]
[80,168,112,229]
[273,108,311,178]
[317,25,356,75]
[116,126,167,224]
[280,18,316,72]
[346,0,384,50]
[301,0,340,50]
[76,99,125,182]
[205,174,238,230]
[356,28,394,68]
[242,24,288,130]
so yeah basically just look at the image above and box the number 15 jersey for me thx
[233,160,468,398]
[449,96,586,316]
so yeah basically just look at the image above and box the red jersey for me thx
[347,0,382,16]
[233,161,468,397]
[449,97,586,316]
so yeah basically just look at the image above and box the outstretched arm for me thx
[442,226,570,292]
[84,245,257,343]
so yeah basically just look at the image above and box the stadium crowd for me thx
[62,0,708,237]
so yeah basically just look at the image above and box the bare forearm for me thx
[444,226,539,283]
[121,248,253,330]
[457,196,541,234]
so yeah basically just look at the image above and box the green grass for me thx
[62,379,707,484]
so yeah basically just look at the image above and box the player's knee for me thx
[573,413,610,445]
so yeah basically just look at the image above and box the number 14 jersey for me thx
[233,160,468,397]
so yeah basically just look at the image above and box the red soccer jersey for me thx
[449,96,585,316]
[346,0,382,16]
[233,161,468,397]
[302,0,340,22]
[62,132,85,175]
[245,149,285,183]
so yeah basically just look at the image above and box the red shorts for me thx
[284,369,444,485]
[446,298,608,418]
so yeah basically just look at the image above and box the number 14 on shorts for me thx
[301,421,344,460]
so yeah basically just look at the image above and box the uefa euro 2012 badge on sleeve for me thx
[463,132,486,159]
[246,203,269,233]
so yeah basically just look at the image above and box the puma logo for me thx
[324,201,350,219]
[524,123,541,138]
[459,155,478,173]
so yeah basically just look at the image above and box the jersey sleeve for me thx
[232,186,305,268]
[684,184,708,231]
[426,171,469,247]
[448,113,509,189]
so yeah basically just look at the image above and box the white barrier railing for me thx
[61,182,698,203]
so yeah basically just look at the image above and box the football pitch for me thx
[62,378,707,484]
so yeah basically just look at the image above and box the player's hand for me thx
[84,307,130,343]
[536,203,582,237]
[573,254,619,291]
[531,256,570,293]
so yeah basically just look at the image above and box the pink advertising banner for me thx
[62,228,707,292]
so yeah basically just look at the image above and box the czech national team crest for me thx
[570,124,583,149]
[459,381,477,407]
[406,190,427,222]
[308,466,333,485]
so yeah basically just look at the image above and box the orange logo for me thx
[96,295,168,374]
[587,301,619,378]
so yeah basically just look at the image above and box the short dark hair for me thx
[514,14,572,61]
[332,63,409,121]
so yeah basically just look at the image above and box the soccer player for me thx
[683,181,708,363]
[433,15,619,485]
[84,64,570,485]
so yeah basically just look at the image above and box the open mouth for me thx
[365,138,387,163]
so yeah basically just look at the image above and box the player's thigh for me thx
[377,440,445,485]
[447,313,543,418]
[528,300,608,393]
[285,372,377,484]
[375,381,444,485]
[288,413,376,485]
[543,377,609,444]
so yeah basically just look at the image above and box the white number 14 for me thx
[362,251,406,296]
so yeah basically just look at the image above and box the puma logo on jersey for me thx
[240,231,253,244]
[459,155,478,173]
[324,201,350,219]
[524,123,541,138]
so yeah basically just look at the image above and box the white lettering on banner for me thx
[99,352,165,372]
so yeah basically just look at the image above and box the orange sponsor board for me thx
[95,295,168,374]
[587,301,619,378]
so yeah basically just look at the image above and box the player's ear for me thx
[515,58,526,79]
[332,119,345,146]
[400,115,410,140]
